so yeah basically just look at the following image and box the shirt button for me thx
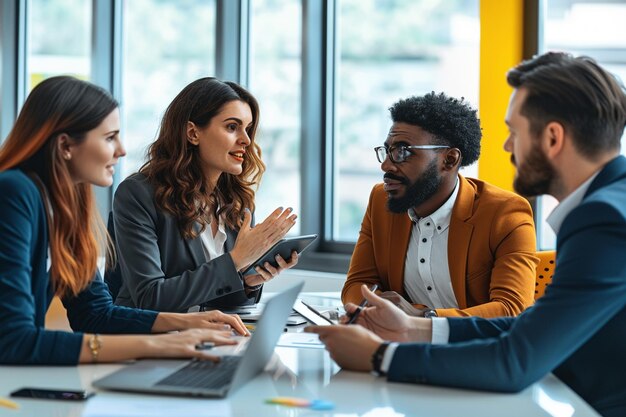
[426,222,431,226]
[427,286,432,291]
[422,238,427,243]
[437,226,441,230]
[420,258,425,263]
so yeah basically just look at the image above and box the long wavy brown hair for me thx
[140,78,265,239]
[0,76,118,298]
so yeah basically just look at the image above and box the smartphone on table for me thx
[292,299,334,326]
[10,387,94,401]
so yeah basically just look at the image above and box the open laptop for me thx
[93,282,304,397]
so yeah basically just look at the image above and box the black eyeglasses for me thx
[374,145,451,163]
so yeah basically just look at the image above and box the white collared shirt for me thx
[546,172,599,234]
[403,179,460,308]
[188,218,228,312]
[199,218,227,262]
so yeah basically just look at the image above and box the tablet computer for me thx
[242,234,318,276]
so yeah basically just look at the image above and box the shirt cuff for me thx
[431,317,450,344]
[380,342,399,373]
[381,318,449,374]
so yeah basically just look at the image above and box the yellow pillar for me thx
[478,0,524,191]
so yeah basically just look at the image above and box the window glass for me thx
[334,0,480,241]
[27,0,91,89]
[0,7,3,138]
[249,0,302,233]
[543,0,626,151]
[121,0,216,180]
[539,0,626,248]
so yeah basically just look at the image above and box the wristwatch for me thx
[371,342,391,376]
[423,309,438,318]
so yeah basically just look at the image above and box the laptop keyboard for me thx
[155,356,242,390]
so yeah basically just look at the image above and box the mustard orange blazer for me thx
[342,175,538,318]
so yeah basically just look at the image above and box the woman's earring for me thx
[63,152,71,160]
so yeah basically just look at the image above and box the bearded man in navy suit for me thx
[307,52,626,417]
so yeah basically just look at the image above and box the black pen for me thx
[300,300,335,325]
[346,284,378,324]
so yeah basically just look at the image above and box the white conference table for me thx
[0,348,600,417]
[1,292,601,417]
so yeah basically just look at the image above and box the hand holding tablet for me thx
[242,234,318,276]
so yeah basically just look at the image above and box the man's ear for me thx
[442,148,461,171]
[186,121,200,146]
[56,133,73,161]
[543,121,565,160]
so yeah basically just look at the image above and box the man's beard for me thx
[513,143,556,197]
[387,160,442,214]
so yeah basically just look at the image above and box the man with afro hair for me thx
[310,53,626,417]
[341,92,537,318]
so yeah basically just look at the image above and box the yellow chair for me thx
[535,250,556,300]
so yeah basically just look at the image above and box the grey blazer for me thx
[110,173,261,312]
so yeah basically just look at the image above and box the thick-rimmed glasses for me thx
[374,145,451,163]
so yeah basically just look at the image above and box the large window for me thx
[120,0,216,180]
[249,0,302,233]
[333,0,480,241]
[0,0,498,272]
[537,0,626,249]
[27,0,91,89]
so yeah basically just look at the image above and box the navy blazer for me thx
[0,170,157,365]
[387,156,626,417]
[110,173,260,312]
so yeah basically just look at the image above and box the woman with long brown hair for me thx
[0,76,247,365]
[109,77,298,312]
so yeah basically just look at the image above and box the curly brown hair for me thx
[140,78,265,239]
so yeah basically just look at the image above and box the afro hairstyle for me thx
[389,92,482,167]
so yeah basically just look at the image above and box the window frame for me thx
[295,0,353,272]
[0,0,27,142]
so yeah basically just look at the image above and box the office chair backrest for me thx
[103,211,123,300]
[535,250,555,300]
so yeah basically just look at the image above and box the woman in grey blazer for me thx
[109,78,298,313]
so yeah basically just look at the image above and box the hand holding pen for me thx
[340,284,423,342]
[345,284,378,324]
